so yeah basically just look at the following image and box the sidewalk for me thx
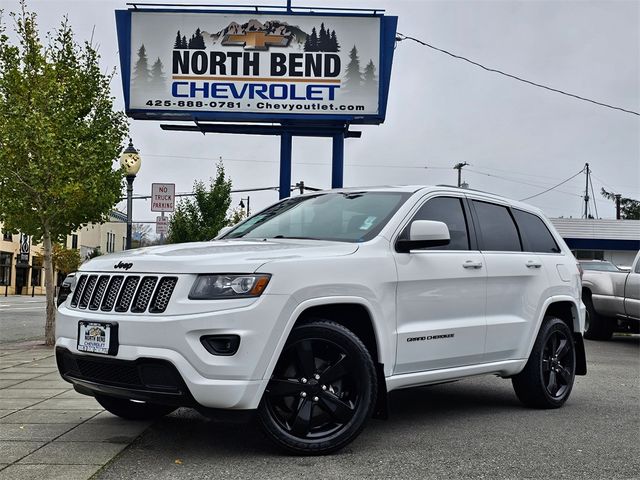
[0,341,152,480]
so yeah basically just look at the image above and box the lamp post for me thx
[239,196,250,217]
[120,139,141,250]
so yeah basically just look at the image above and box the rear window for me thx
[512,209,561,254]
[472,201,522,252]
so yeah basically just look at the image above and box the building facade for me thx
[551,218,640,267]
[0,212,126,295]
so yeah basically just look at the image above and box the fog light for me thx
[200,335,240,356]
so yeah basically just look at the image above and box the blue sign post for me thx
[115,5,398,198]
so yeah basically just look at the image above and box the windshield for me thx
[223,191,411,242]
[580,261,620,272]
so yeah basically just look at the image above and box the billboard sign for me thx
[151,183,175,212]
[115,9,398,124]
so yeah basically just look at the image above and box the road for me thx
[96,335,640,480]
[0,296,46,344]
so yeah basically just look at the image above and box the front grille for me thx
[150,277,178,313]
[131,277,158,313]
[57,349,183,392]
[69,273,178,314]
[115,276,140,312]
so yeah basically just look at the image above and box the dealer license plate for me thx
[77,321,114,355]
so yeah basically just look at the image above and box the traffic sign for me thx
[151,183,175,212]
[156,215,169,234]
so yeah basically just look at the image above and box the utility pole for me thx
[298,180,305,194]
[583,163,590,219]
[615,193,622,220]
[453,162,469,187]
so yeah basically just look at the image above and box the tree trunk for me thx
[43,231,56,346]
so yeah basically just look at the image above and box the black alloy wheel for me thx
[258,320,376,455]
[512,317,576,409]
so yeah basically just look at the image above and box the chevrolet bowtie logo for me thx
[222,31,291,50]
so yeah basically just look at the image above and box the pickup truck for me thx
[581,251,640,340]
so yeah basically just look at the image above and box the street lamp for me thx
[120,139,141,250]
[239,196,250,216]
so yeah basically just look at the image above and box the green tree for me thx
[601,188,640,220]
[167,163,232,243]
[53,244,82,277]
[0,3,128,345]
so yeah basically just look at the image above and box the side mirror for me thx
[396,220,450,253]
[216,226,232,239]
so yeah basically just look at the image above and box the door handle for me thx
[526,260,542,268]
[463,260,483,269]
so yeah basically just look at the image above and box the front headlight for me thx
[189,274,271,300]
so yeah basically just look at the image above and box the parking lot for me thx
[1,303,638,479]
[94,336,639,480]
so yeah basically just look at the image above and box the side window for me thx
[472,201,522,252]
[512,209,561,254]
[402,197,470,250]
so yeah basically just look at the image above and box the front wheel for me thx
[512,317,576,409]
[95,394,176,420]
[258,320,377,455]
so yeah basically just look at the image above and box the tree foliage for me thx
[601,188,640,220]
[0,2,128,344]
[52,244,82,276]
[167,163,232,243]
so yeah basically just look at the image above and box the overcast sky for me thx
[4,0,639,225]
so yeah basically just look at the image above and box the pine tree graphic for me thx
[330,30,340,52]
[304,25,340,52]
[363,59,377,93]
[174,30,183,49]
[150,57,166,91]
[133,44,151,93]
[343,45,363,94]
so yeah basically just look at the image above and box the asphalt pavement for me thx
[95,335,640,480]
[0,296,47,344]
[1,301,638,479]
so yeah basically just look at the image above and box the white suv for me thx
[56,186,586,454]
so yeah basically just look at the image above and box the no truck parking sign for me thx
[151,183,175,212]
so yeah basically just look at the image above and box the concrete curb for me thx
[0,343,152,480]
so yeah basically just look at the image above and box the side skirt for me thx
[385,360,526,392]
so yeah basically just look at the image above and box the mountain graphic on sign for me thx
[202,19,309,48]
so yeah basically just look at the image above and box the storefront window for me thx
[0,252,11,286]
[31,255,43,286]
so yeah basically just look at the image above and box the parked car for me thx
[581,252,640,340]
[55,186,586,454]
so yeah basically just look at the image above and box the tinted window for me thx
[513,209,561,254]
[225,192,410,243]
[402,197,470,250]
[473,201,521,252]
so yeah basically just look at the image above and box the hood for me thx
[79,239,359,274]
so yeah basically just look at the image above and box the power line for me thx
[396,33,640,116]
[519,168,586,201]
[466,168,583,198]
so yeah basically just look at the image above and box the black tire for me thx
[512,317,576,409]
[258,320,377,455]
[95,394,176,420]
[583,292,614,341]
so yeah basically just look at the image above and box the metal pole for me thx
[615,194,622,220]
[126,175,135,249]
[246,196,250,216]
[332,132,344,189]
[583,163,590,219]
[279,132,292,199]
[160,211,165,244]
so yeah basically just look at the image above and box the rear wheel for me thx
[583,293,614,341]
[95,394,176,420]
[258,320,377,455]
[512,317,576,409]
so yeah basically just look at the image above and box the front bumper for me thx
[55,293,296,409]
